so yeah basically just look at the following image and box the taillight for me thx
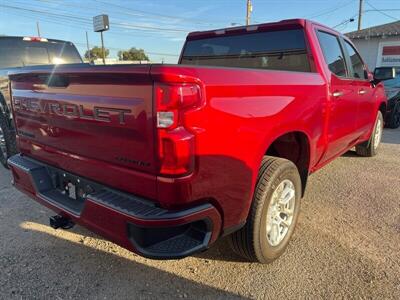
[155,83,202,176]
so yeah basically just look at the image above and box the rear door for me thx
[341,39,375,136]
[316,30,360,160]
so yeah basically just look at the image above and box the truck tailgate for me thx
[9,65,157,197]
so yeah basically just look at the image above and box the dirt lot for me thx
[1,128,399,299]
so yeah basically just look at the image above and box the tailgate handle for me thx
[36,75,70,88]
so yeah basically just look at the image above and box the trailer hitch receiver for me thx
[49,215,75,230]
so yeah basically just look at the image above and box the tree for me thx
[84,46,109,62]
[118,48,149,61]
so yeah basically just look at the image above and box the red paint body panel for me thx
[152,65,327,226]
[8,19,387,255]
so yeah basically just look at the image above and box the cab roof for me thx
[186,18,341,40]
[0,35,74,44]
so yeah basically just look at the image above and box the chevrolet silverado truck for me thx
[7,19,394,263]
[0,36,82,168]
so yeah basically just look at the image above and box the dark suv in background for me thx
[382,67,400,128]
[0,36,83,168]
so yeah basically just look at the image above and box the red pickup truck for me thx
[7,19,393,263]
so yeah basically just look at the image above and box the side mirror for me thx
[372,67,396,85]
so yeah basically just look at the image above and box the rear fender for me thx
[242,128,312,217]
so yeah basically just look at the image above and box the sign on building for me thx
[93,15,110,32]
[377,42,400,67]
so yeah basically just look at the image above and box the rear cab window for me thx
[180,29,312,72]
[0,37,82,69]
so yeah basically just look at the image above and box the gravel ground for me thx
[0,128,399,299]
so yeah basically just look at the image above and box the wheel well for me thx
[266,132,310,195]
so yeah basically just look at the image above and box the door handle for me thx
[332,90,343,98]
[358,89,367,95]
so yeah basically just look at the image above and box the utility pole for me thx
[246,0,252,26]
[357,0,363,31]
[36,21,41,37]
[85,31,91,62]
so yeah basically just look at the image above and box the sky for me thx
[1,0,400,63]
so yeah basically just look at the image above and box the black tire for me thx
[229,156,302,263]
[386,103,400,129]
[0,112,17,169]
[355,111,383,157]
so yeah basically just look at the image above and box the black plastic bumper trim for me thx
[8,154,214,219]
[8,154,217,259]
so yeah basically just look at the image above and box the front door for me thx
[316,30,360,161]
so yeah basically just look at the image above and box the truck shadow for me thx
[341,128,400,157]
[341,150,359,158]
[17,221,246,299]
[195,237,249,263]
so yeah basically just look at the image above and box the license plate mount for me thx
[66,182,77,200]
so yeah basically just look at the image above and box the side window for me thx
[317,31,347,77]
[344,41,367,79]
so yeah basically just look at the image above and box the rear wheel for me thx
[387,103,400,129]
[355,111,383,157]
[229,156,302,263]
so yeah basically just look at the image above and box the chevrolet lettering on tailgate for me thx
[13,97,132,124]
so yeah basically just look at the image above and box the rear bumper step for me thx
[8,154,222,259]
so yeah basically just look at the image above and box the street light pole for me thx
[100,31,106,65]
[93,14,109,65]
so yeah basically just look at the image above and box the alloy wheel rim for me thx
[266,179,296,247]
[374,118,382,150]
[0,126,7,161]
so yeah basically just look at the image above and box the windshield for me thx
[383,68,400,88]
[0,37,82,68]
[180,29,311,72]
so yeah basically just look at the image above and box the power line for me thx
[333,15,357,29]
[3,7,162,39]
[1,6,180,59]
[365,9,400,12]
[0,4,190,33]
[31,0,225,27]
[31,0,207,30]
[303,0,356,19]
[365,1,399,21]
[23,0,202,35]
[90,0,227,26]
